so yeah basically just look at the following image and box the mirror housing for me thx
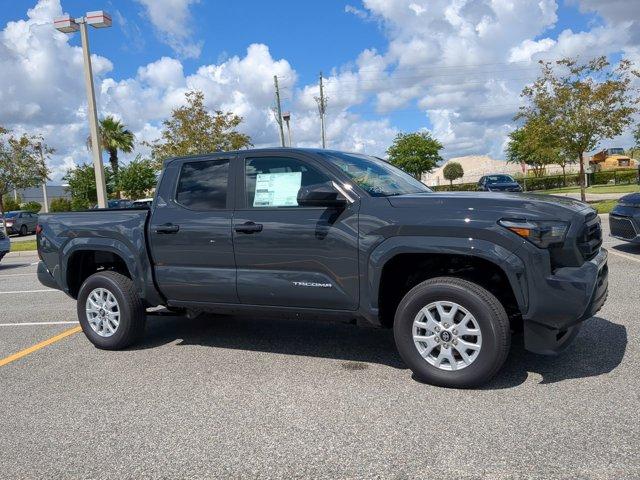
[297,182,347,208]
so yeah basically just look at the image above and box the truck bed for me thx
[37,208,160,304]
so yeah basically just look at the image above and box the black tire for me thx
[77,271,146,350]
[393,277,510,388]
[20,225,27,236]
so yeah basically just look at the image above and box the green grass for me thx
[541,184,640,195]
[10,240,37,252]
[588,199,618,214]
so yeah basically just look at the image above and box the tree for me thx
[87,116,135,176]
[518,56,639,201]
[64,164,115,210]
[443,161,464,186]
[147,90,252,167]
[0,127,50,218]
[117,157,158,199]
[386,131,443,179]
[628,124,640,160]
[506,117,563,178]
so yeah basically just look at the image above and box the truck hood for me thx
[387,192,593,221]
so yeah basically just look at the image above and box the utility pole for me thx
[273,75,285,147]
[314,71,327,148]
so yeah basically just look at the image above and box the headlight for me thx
[499,219,568,248]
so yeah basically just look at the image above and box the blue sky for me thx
[0,0,638,181]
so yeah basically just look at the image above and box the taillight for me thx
[36,224,42,235]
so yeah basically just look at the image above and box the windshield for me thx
[3,212,19,218]
[608,148,624,155]
[318,152,431,197]
[485,175,515,184]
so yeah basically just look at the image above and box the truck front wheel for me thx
[77,271,146,350]
[393,277,510,388]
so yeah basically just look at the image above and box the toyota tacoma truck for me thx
[36,149,608,388]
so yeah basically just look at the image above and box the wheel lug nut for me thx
[444,323,449,328]
[453,339,458,345]
[452,329,458,335]
[435,326,440,332]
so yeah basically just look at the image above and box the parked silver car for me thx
[0,210,38,236]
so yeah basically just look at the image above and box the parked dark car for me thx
[477,174,523,192]
[37,148,607,388]
[609,192,640,243]
[0,210,38,236]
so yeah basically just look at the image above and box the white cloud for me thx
[3,0,640,184]
[135,0,202,59]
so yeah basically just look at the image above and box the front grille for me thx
[610,215,637,240]
[577,213,602,261]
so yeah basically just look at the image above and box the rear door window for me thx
[175,159,230,210]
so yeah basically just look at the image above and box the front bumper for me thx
[523,248,608,354]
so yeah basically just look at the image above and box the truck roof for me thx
[162,148,366,164]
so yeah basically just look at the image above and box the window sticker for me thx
[253,171,302,207]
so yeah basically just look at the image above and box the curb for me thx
[4,251,39,258]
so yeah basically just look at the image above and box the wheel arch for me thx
[366,236,528,327]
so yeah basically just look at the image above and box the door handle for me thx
[155,223,180,234]
[235,221,263,234]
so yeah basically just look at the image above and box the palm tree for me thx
[87,116,135,177]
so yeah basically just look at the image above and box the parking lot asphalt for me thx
[0,217,638,479]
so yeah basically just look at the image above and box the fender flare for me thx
[364,235,528,314]
[60,237,154,301]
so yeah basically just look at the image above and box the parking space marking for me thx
[0,289,58,294]
[0,273,38,277]
[0,326,81,368]
[608,249,640,264]
[0,321,78,327]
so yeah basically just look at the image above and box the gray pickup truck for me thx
[37,148,608,388]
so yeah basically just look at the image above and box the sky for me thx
[1,0,639,183]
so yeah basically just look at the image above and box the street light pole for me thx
[54,11,111,209]
[79,19,107,209]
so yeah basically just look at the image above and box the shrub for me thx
[2,194,21,212]
[432,182,478,192]
[592,168,638,185]
[22,201,42,213]
[50,198,72,212]
[71,197,91,211]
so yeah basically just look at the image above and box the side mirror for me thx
[297,182,347,208]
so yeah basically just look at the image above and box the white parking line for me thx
[0,321,78,327]
[0,289,58,294]
[0,273,37,277]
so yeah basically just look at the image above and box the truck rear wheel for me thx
[393,277,510,388]
[77,271,146,350]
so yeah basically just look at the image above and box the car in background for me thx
[609,192,640,244]
[0,210,38,236]
[131,198,153,209]
[477,174,523,192]
[0,230,9,262]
